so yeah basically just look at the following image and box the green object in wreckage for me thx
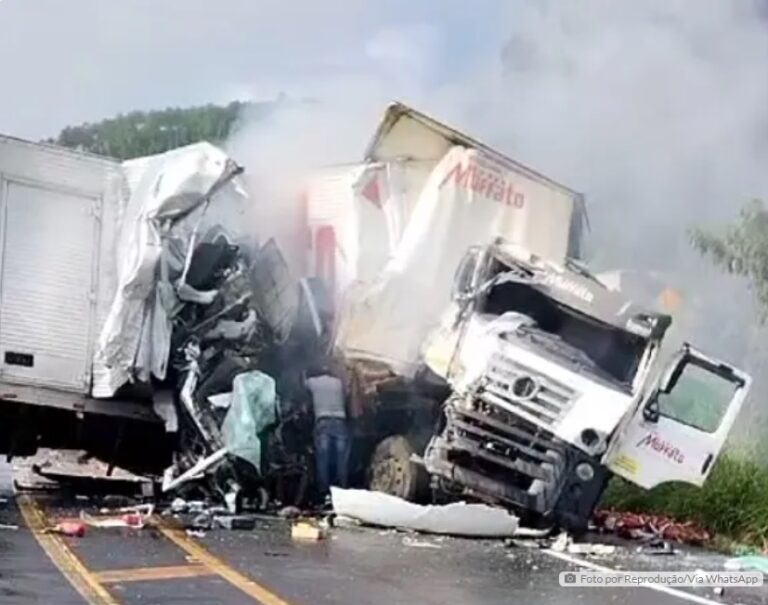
[221,370,277,472]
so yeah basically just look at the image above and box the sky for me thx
[0,0,506,140]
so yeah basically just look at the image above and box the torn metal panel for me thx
[13,449,152,494]
[249,239,299,343]
[162,448,229,492]
[93,142,248,398]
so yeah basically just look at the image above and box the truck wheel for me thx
[367,435,429,502]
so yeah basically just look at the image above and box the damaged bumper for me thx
[424,394,610,530]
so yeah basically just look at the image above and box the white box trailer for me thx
[0,136,132,401]
[305,102,587,297]
[0,135,248,469]
[0,136,169,467]
[304,103,588,372]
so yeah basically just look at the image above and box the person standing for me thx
[305,365,350,501]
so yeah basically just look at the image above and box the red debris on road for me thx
[594,509,710,545]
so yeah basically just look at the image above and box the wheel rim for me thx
[370,453,408,495]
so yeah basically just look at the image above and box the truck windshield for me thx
[482,280,647,388]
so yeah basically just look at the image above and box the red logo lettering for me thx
[635,433,685,464]
[439,159,526,208]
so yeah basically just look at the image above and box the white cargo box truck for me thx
[0,135,244,468]
[0,137,133,401]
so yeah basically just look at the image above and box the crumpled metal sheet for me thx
[331,487,519,537]
[92,142,247,398]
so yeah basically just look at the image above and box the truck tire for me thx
[366,435,429,502]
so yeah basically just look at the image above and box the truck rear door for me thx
[0,180,99,392]
[604,345,750,489]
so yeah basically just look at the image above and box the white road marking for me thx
[544,549,725,605]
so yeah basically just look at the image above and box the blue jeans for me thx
[314,417,351,495]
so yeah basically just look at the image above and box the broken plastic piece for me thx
[331,487,519,537]
[402,536,441,549]
[162,448,228,492]
[207,393,233,410]
[47,521,87,537]
[291,521,326,541]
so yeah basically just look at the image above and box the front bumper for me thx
[424,396,610,528]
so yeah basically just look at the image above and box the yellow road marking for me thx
[96,563,214,584]
[17,495,121,605]
[18,495,294,605]
[156,522,294,605]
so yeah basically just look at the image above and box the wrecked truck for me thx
[0,134,322,503]
[323,105,751,532]
[421,243,750,530]
[344,240,751,532]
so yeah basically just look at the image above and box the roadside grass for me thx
[600,452,768,551]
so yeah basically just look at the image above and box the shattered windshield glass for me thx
[482,279,647,388]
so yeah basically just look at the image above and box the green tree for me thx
[48,100,276,160]
[691,199,768,317]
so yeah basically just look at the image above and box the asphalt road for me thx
[0,464,765,605]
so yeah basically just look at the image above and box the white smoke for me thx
[227,0,768,439]
[472,0,768,269]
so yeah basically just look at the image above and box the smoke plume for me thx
[227,0,768,440]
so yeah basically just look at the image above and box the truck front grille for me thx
[438,399,568,511]
[480,353,576,430]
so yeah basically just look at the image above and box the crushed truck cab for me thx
[419,243,750,530]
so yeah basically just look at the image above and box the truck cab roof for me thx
[490,242,671,340]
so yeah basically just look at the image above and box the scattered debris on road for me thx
[549,532,616,557]
[593,510,710,545]
[402,536,442,549]
[46,521,87,538]
[0,104,754,562]
[635,539,676,556]
[80,504,154,529]
[291,520,327,541]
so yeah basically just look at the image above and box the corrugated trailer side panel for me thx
[0,136,124,393]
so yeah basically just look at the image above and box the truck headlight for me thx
[575,462,595,482]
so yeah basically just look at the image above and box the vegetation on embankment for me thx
[601,452,768,550]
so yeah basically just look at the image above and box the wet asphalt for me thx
[0,463,766,605]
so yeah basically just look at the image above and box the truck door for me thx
[0,180,99,392]
[604,345,750,489]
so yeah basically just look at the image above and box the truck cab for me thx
[420,242,750,530]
